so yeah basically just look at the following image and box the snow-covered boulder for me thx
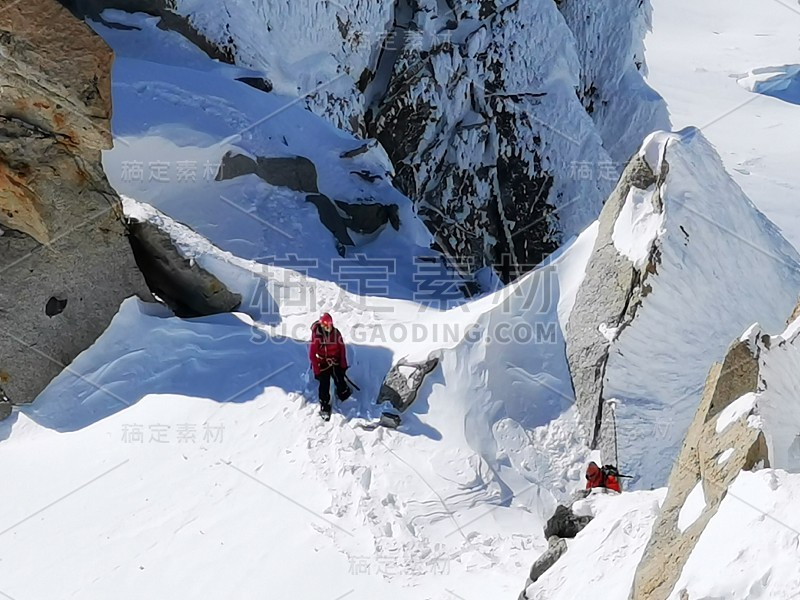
[543,503,594,540]
[566,128,800,487]
[0,0,150,408]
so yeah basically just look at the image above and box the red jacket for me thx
[585,463,621,493]
[309,321,348,376]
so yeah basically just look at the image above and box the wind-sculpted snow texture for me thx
[170,0,665,280]
[556,0,669,163]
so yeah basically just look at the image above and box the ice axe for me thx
[344,373,361,391]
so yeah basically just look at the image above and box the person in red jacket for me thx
[585,462,622,493]
[309,313,351,419]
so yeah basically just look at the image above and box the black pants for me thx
[316,366,350,409]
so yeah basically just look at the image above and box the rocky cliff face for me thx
[565,149,665,459]
[632,307,800,599]
[369,0,614,280]
[0,0,150,408]
[631,338,769,600]
[105,0,667,281]
[556,0,668,163]
[565,129,800,487]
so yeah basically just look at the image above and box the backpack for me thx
[601,464,633,481]
[601,464,620,480]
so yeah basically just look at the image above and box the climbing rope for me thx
[607,398,620,467]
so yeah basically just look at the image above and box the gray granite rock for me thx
[377,356,439,412]
[565,153,666,459]
[0,1,151,411]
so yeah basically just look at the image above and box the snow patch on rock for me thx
[677,480,706,533]
[716,448,735,465]
[715,392,758,434]
[612,184,664,268]
[638,130,676,173]
[599,323,620,343]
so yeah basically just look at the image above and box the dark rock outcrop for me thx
[305,195,402,255]
[235,77,273,94]
[519,499,594,598]
[128,219,242,318]
[333,201,400,235]
[543,504,593,539]
[305,194,356,253]
[0,387,11,420]
[340,141,375,160]
[216,152,320,194]
[377,356,440,412]
[370,1,611,282]
[0,0,151,409]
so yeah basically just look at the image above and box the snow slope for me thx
[646,0,800,251]
[524,489,667,600]
[0,10,616,598]
[98,11,462,298]
[0,213,601,598]
[170,0,393,131]
[602,129,800,487]
[668,470,800,600]
[0,12,607,590]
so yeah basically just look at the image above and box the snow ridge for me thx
[603,129,800,487]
